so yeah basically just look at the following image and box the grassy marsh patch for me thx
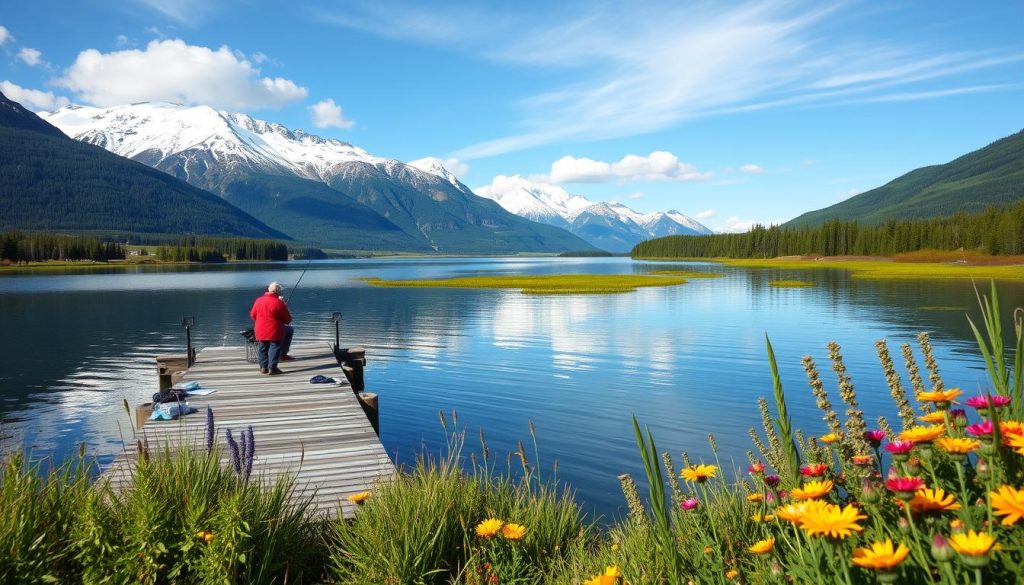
[361,273,688,294]
[649,270,724,278]
[768,279,814,288]
[715,257,1024,281]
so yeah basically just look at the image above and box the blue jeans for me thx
[257,340,281,371]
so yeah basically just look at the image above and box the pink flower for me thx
[965,395,1012,409]
[884,440,914,454]
[680,498,699,511]
[764,475,781,487]
[863,430,887,446]
[801,463,829,477]
[966,420,994,437]
[886,476,925,493]
[766,490,788,502]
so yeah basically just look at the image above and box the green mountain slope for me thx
[0,92,288,240]
[786,129,1024,227]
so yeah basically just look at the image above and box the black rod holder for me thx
[331,312,342,348]
[181,316,195,367]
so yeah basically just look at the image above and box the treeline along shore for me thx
[632,201,1024,259]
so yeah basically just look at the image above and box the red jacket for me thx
[250,292,292,341]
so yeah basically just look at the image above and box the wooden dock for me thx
[101,344,395,517]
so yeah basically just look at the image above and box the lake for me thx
[0,257,1016,519]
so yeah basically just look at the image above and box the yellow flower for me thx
[799,503,867,538]
[948,530,998,556]
[917,388,962,404]
[791,479,834,500]
[820,432,840,444]
[196,530,215,542]
[937,437,981,454]
[725,569,739,579]
[703,546,714,555]
[918,411,947,424]
[1007,433,1024,456]
[750,513,776,522]
[776,500,830,525]
[603,566,621,578]
[746,493,764,503]
[610,542,620,552]
[583,566,621,585]
[346,491,370,505]
[475,518,504,538]
[748,537,774,554]
[680,464,718,483]
[907,488,961,513]
[898,425,946,444]
[990,485,1024,525]
[852,539,910,570]
[501,523,527,540]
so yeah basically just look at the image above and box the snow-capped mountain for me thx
[477,175,712,252]
[41,103,594,254]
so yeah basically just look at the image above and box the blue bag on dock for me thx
[149,402,196,421]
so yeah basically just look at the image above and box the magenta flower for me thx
[680,498,699,511]
[884,440,914,454]
[966,420,994,437]
[965,395,1012,409]
[764,474,781,487]
[885,476,925,493]
[863,430,887,446]
[766,490,788,503]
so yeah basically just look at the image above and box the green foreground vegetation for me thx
[5,284,1024,584]
[361,273,691,294]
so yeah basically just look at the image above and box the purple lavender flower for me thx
[226,428,241,474]
[205,407,215,454]
[243,426,255,481]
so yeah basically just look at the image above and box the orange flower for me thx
[750,513,776,523]
[748,537,774,554]
[820,433,841,444]
[799,503,866,538]
[898,425,945,444]
[852,539,909,570]
[990,485,1024,525]
[475,518,504,538]
[791,480,834,500]
[776,500,830,525]
[501,523,527,540]
[948,530,998,557]
[583,566,621,585]
[681,464,718,483]
[907,488,961,513]
[918,411,947,424]
[346,491,371,505]
[746,493,764,503]
[917,388,962,404]
[937,437,981,454]
[851,455,873,466]
[725,569,739,580]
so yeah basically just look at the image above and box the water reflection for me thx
[0,257,1015,518]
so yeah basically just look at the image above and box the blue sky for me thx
[2,0,1022,231]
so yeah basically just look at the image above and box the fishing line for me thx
[284,240,323,305]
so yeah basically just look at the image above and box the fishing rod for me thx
[284,240,322,305]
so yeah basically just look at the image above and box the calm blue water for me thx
[0,257,1017,519]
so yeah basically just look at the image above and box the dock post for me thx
[356,391,379,436]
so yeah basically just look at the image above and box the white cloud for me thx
[0,80,70,112]
[136,0,216,24]
[740,164,764,174]
[0,25,12,46]
[321,2,1023,159]
[17,47,43,67]
[695,209,715,220]
[718,217,759,233]
[627,191,644,199]
[308,98,355,129]
[548,151,711,184]
[57,39,307,109]
[115,34,132,47]
[441,158,469,177]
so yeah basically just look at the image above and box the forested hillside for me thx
[633,201,1024,259]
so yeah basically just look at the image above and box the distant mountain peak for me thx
[408,157,468,192]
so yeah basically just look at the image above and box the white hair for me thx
[268,282,283,294]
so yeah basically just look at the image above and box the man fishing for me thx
[250,281,293,375]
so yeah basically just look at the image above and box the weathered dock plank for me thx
[101,344,394,517]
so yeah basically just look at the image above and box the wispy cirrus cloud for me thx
[316,0,1024,159]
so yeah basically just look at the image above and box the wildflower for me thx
[886,476,925,501]
[776,500,830,525]
[680,498,699,511]
[746,493,764,503]
[918,411,947,424]
[346,491,370,505]
[764,474,781,487]
[931,533,955,563]
[725,569,739,580]
[196,530,215,543]
[966,420,994,438]
[898,425,945,444]
[950,519,964,530]
[748,537,775,554]
[820,432,840,444]
[799,503,867,538]
[863,430,887,446]
[704,546,714,555]
[861,476,882,504]
[936,437,981,455]
[884,440,914,460]
[501,523,527,540]
[989,485,1024,525]
[801,463,829,477]
[748,461,765,474]
[610,542,620,552]
[917,388,962,406]
[965,395,1012,410]
[766,489,788,503]
[852,454,873,466]
[1007,433,1024,456]
[851,539,909,570]
[1002,420,1024,437]
[750,513,776,522]
[475,518,504,538]
[681,464,718,483]
[791,479,833,500]
[907,488,961,513]
[583,566,622,585]
[948,530,998,567]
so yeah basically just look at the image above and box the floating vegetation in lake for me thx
[769,279,814,288]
